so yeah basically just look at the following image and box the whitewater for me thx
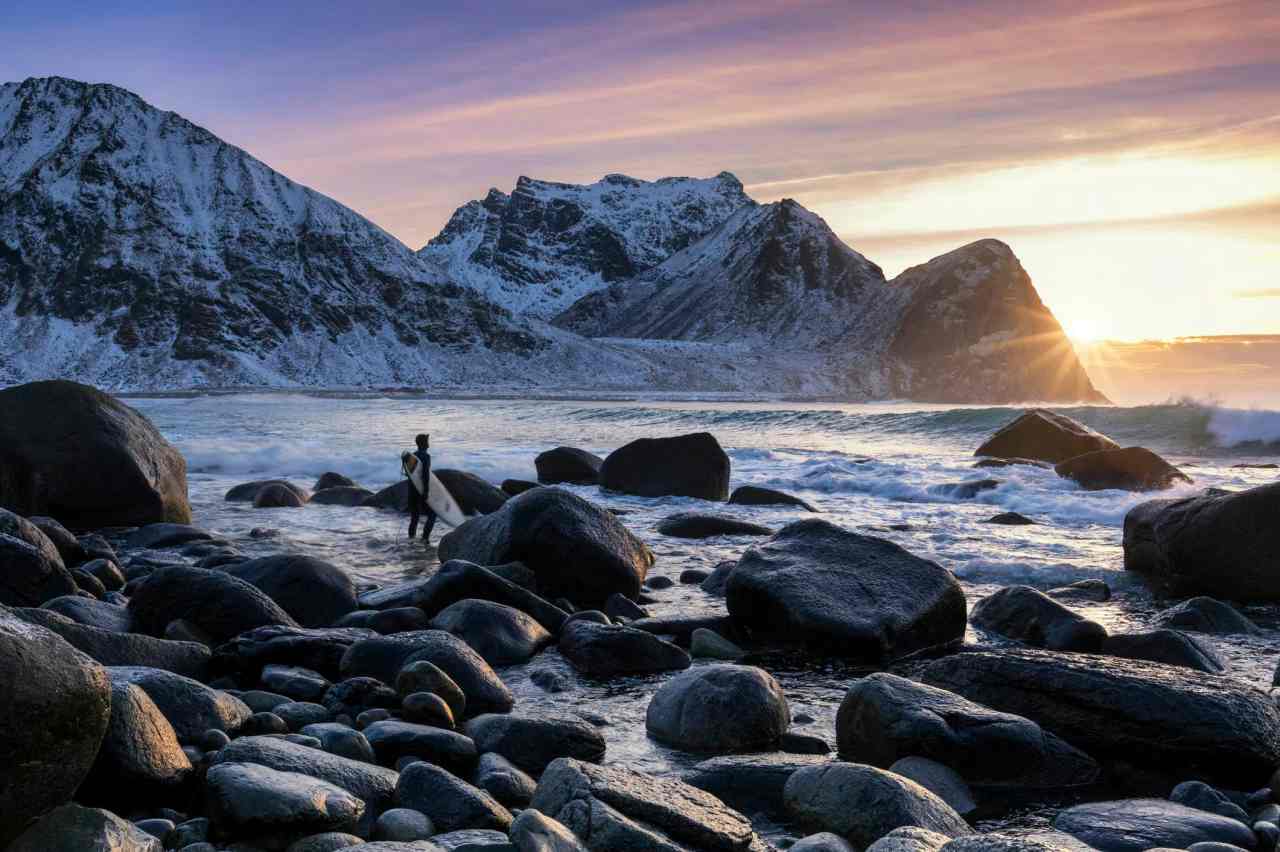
[128,394,1279,837]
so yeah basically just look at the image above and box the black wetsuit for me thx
[408,448,437,541]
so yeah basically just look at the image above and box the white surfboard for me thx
[401,452,469,528]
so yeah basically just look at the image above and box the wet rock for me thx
[316,473,359,491]
[7,803,162,852]
[536,447,604,485]
[109,665,251,741]
[214,626,377,679]
[206,762,365,842]
[311,486,376,506]
[922,648,1280,787]
[430,599,552,665]
[430,829,512,849]
[71,566,108,597]
[276,701,333,731]
[510,808,586,852]
[970,586,1107,652]
[43,593,132,631]
[396,761,513,833]
[889,757,977,817]
[79,533,119,562]
[558,619,691,676]
[657,512,774,539]
[783,762,972,847]
[374,808,435,842]
[531,757,757,851]
[403,691,456,728]
[336,607,429,634]
[1170,780,1251,823]
[646,575,675,590]
[361,480,416,513]
[128,564,298,643]
[974,409,1119,465]
[363,720,478,772]
[1046,579,1111,602]
[126,523,214,550]
[691,627,744,659]
[984,512,1035,526]
[0,610,112,846]
[323,678,400,720]
[1056,447,1191,492]
[397,659,467,718]
[685,753,829,816]
[436,469,510,515]
[1054,799,1257,852]
[83,557,127,591]
[81,681,193,808]
[0,508,78,606]
[1103,630,1226,673]
[1153,596,1261,635]
[681,568,710,584]
[1123,482,1280,601]
[502,479,541,496]
[465,713,606,775]
[28,515,87,565]
[474,752,536,808]
[603,592,648,621]
[263,664,332,701]
[226,479,309,503]
[340,630,514,714]
[0,381,191,526]
[9,606,211,677]
[600,432,731,500]
[932,479,1000,499]
[701,560,737,596]
[438,488,653,606]
[729,485,819,512]
[256,483,309,508]
[646,664,789,753]
[726,519,966,661]
[241,710,289,736]
[227,555,359,629]
[371,561,568,635]
[301,723,377,764]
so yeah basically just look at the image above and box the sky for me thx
[4,0,1279,348]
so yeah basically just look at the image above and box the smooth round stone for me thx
[240,712,289,736]
[395,660,467,719]
[690,628,744,660]
[356,708,392,729]
[646,576,675,590]
[403,691,456,729]
[373,808,435,841]
[679,569,710,584]
[135,818,175,840]
[200,729,231,751]
[275,701,333,731]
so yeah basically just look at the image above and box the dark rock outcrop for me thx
[1053,799,1257,852]
[311,486,376,506]
[227,554,359,629]
[436,469,509,515]
[81,680,193,808]
[536,447,604,485]
[396,761,512,833]
[970,585,1107,652]
[430,599,552,665]
[558,618,691,676]
[0,508,78,606]
[255,482,309,508]
[465,713,607,775]
[205,762,365,842]
[129,564,298,642]
[226,479,309,503]
[1055,447,1191,491]
[974,409,1118,464]
[599,432,731,500]
[108,665,251,741]
[1152,596,1260,635]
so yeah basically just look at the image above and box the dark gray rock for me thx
[502,479,541,496]
[311,486,375,506]
[126,523,213,550]
[437,488,653,607]
[335,607,429,634]
[128,564,298,642]
[474,752,536,808]
[685,753,829,816]
[430,599,552,665]
[729,485,818,512]
[792,833,857,852]
[646,664,789,753]
[0,508,78,606]
[1153,597,1261,635]
[1053,799,1257,852]
[599,432,731,500]
[430,829,512,850]
[536,447,604,485]
[374,808,435,842]
[83,557,127,591]
[262,664,332,702]
[984,512,1035,526]
[340,630,513,715]
[226,479,308,503]
[108,665,251,741]
[603,592,648,621]
[79,534,119,563]
[681,569,709,584]
[402,691,456,728]
[510,809,586,852]
[889,757,977,817]
[227,555,359,629]
[1103,630,1226,673]
[255,483,309,508]
[315,473,359,491]
[558,619,691,676]
[70,566,108,598]
[436,469,509,515]
[28,515,86,565]
[214,625,377,679]
[726,519,966,661]
[970,585,1107,652]
[465,713,606,775]
[1055,447,1191,492]
[396,659,467,718]
[8,606,210,677]
[301,723,377,764]
[1169,780,1252,823]
[1046,579,1110,602]
[7,803,162,852]
[974,409,1119,464]
[657,512,773,539]
[81,681,193,808]
[276,701,334,730]
[43,594,132,631]
[363,720,478,772]
[206,762,365,842]
[366,561,567,635]
[396,761,513,833]
[701,560,737,596]
[284,832,366,851]
[931,479,1000,499]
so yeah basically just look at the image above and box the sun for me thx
[1062,317,1105,345]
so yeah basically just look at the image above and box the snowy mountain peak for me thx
[420,170,755,318]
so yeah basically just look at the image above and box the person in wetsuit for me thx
[407,433,437,541]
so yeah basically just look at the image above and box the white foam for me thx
[1207,406,1280,447]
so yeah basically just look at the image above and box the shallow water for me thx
[127,394,1280,841]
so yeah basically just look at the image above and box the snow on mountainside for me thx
[420,172,752,319]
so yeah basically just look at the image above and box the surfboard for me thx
[401,452,469,528]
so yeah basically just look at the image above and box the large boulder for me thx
[922,648,1280,787]
[1055,447,1191,492]
[80,680,193,808]
[970,586,1107,652]
[531,757,757,851]
[974,409,1118,464]
[436,469,509,515]
[783,762,972,848]
[0,610,112,846]
[438,488,653,606]
[430,599,552,665]
[396,761,512,833]
[646,664,789,753]
[206,762,365,843]
[9,606,210,677]
[599,432,731,500]
[339,630,514,714]
[465,713,607,775]
[0,508,78,606]
[108,666,251,741]
[536,447,604,485]
[558,618,691,676]
[1123,482,1280,600]
[1053,799,1257,852]
[7,803,162,852]
[227,555,359,628]
[0,381,191,527]
[128,564,298,642]
[726,519,966,661]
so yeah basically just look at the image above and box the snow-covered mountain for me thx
[420,172,752,319]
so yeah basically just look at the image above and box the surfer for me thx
[405,433,437,541]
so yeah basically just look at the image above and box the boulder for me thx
[339,630,514,714]
[531,757,757,851]
[922,648,1280,787]
[311,486,376,506]
[970,586,1107,652]
[206,762,365,842]
[108,665,252,741]
[362,480,416,512]
[783,762,972,847]
[336,607,429,634]
[558,619,691,676]
[28,515,86,565]
[0,610,112,846]
[0,381,191,526]
[402,690,456,728]
[984,512,1035,526]
[1053,799,1257,852]
[81,681,193,808]
[701,560,737,596]
[725,519,966,661]
[43,594,132,632]
[436,469,509,515]
[474,752,536,807]
[510,809,587,852]
[125,523,213,550]
[83,557,126,591]
[374,808,435,842]
[7,803,163,852]
[1103,630,1226,673]
[128,564,298,642]
[276,700,333,730]
[214,625,377,679]
[1152,596,1260,635]
[226,479,309,503]
[889,757,977,817]
[430,599,552,665]
[974,409,1119,464]
[728,485,818,512]
[1055,447,1191,492]
[795,833,859,852]
[437,488,653,606]
[1123,482,1280,601]
[409,560,569,635]
[397,659,467,718]
[362,720,478,772]
[227,555,359,629]
[316,472,359,490]
[646,664,789,753]
[256,483,309,508]
[263,663,332,701]
[465,713,606,775]
[657,512,774,539]
[536,447,604,485]
[9,606,210,677]
[396,761,512,833]
[685,753,829,816]
[0,508,78,606]
[599,432,731,500]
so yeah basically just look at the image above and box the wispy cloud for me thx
[1234,289,1280,299]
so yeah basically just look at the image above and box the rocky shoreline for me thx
[2,380,1279,851]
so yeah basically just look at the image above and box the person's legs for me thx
[408,484,422,539]
[421,505,437,541]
